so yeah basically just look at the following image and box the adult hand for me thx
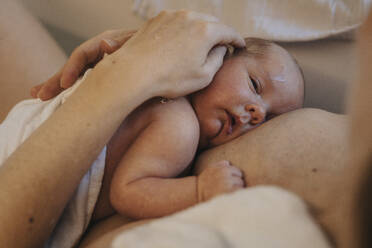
[101,10,245,99]
[30,29,136,100]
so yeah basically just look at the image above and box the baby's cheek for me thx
[201,119,222,139]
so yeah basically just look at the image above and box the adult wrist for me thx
[92,55,156,104]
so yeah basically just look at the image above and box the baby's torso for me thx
[91,97,198,221]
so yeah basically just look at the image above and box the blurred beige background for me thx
[18,0,360,113]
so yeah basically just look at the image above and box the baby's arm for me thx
[110,98,244,219]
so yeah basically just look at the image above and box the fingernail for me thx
[61,75,73,89]
[103,38,118,48]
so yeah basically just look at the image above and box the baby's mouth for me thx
[225,109,243,136]
[210,111,238,142]
[226,111,234,135]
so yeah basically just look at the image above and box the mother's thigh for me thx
[0,0,66,122]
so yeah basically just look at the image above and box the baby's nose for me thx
[245,104,266,125]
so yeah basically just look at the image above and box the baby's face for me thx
[191,45,304,149]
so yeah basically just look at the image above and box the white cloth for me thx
[112,186,331,248]
[0,70,106,248]
[132,0,371,41]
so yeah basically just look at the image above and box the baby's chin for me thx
[197,136,210,151]
[198,133,237,150]
[200,123,264,150]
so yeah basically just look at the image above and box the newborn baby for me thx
[0,37,304,247]
[91,38,305,220]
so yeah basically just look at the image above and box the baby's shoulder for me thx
[121,97,198,136]
[144,96,199,135]
[149,97,195,118]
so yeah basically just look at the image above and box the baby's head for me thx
[190,38,305,149]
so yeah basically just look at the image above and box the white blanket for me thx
[112,186,331,248]
[0,70,106,248]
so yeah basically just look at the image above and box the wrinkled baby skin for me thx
[191,44,304,149]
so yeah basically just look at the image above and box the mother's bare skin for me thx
[194,108,349,246]
[79,108,349,248]
[0,2,356,247]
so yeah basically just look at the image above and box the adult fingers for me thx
[203,45,227,79]
[98,31,136,55]
[59,41,104,89]
[38,83,64,101]
[30,69,62,100]
[37,70,64,100]
[100,39,121,54]
[30,83,43,98]
[60,30,136,89]
[206,22,245,49]
[113,30,137,46]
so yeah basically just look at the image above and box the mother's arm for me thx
[0,10,244,248]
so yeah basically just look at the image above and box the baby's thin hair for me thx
[242,37,273,58]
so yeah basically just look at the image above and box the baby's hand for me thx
[31,29,136,100]
[197,160,245,202]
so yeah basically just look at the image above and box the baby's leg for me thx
[0,0,66,122]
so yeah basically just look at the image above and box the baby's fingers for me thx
[229,166,243,178]
[231,176,245,188]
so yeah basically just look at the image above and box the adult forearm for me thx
[0,10,244,247]
[0,60,152,248]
